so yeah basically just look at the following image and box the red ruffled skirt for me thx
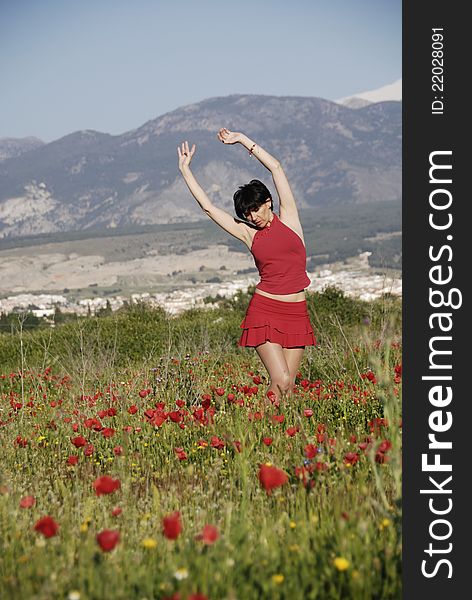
[238,293,316,348]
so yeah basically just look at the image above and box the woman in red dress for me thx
[178,129,315,402]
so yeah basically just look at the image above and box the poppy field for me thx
[0,290,402,599]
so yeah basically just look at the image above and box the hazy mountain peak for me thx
[336,79,402,108]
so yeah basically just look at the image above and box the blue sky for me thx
[1,0,401,142]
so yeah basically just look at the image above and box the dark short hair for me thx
[233,179,273,220]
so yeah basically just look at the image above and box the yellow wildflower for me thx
[79,517,91,533]
[142,537,157,549]
[334,557,350,571]
[272,574,284,584]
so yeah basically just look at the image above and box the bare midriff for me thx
[254,288,306,302]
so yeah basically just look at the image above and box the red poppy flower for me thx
[304,444,317,459]
[93,475,121,496]
[201,396,211,410]
[361,370,377,384]
[174,447,188,460]
[152,414,167,427]
[20,495,35,509]
[128,405,138,414]
[286,426,299,437]
[34,516,59,538]
[252,375,262,385]
[196,524,219,545]
[271,414,285,424]
[375,451,390,464]
[303,408,314,418]
[71,436,87,448]
[67,455,79,465]
[249,411,263,421]
[111,506,122,517]
[113,445,123,456]
[377,440,392,453]
[258,464,288,494]
[262,437,273,446]
[344,452,360,466]
[144,408,155,420]
[83,443,95,456]
[210,436,225,450]
[168,410,182,423]
[189,594,208,600]
[84,418,102,431]
[162,511,182,540]
[96,529,120,552]
[215,387,225,396]
[139,389,149,398]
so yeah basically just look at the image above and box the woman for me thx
[177,129,316,402]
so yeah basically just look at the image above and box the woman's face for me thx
[245,199,273,228]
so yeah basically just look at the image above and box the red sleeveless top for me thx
[250,213,311,294]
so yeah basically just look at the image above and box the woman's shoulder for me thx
[278,213,305,243]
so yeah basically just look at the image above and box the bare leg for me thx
[255,341,292,402]
[282,347,305,390]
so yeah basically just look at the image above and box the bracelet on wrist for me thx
[248,143,256,157]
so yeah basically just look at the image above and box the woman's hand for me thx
[217,128,242,145]
[177,141,196,171]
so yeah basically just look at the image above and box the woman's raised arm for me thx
[177,141,251,247]
[217,129,299,222]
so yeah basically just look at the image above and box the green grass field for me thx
[0,288,402,600]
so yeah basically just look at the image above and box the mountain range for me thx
[0,89,401,239]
